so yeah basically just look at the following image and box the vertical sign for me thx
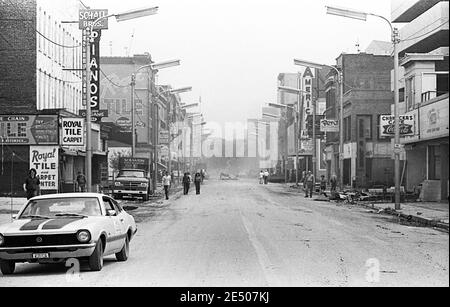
[90,30,101,111]
[29,146,59,191]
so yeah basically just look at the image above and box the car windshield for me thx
[118,170,145,178]
[20,197,102,219]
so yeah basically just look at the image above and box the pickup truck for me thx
[113,169,151,201]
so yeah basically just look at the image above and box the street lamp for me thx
[151,59,181,71]
[181,103,199,110]
[84,6,158,192]
[325,5,402,209]
[294,58,344,192]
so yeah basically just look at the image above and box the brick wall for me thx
[0,0,37,115]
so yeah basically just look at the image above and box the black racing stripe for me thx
[20,219,49,231]
[41,218,82,230]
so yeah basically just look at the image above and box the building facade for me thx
[0,0,108,196]
[325,53,395,188]
[392,0,449,201]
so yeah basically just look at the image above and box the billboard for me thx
[320,119,339,133]
[29,146,59,191]
[0,115,58,145]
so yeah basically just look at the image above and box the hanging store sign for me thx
[159,130,170,144]
[0,115,58,145]
[61,118,84,146]
[320,119,339,133]
[379,115,415,137]
[29,146,59,191]
[79,9,109,30]
[90,30,101,111]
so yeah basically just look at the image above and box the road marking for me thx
[239,210,281,287]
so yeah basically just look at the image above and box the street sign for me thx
[29,146,59,191]
[61,118,84,146]
[79,110,108,123]
[79,9,109,30]
[160,146,169,162]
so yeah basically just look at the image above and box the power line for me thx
[100,69,131,88]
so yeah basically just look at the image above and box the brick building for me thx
[325,53,395,188]
[0,0,108,196]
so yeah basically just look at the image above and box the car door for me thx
[102,197,125,253]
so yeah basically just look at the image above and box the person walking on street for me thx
[162,171,171,200]
[304,171,315,198]
[264,170,269,185]
[76,171,87,192]
[194,172,202,195]
[259,170,264,184]
[23,169,40,200]
[330,173,338,192]
[182,173,191,195]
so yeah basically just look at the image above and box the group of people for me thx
[259,170,270,185]
[23,169,87,200]
[161,170,205,201]
[303,172,338,198]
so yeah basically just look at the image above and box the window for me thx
[344,116,351,142]
[357,115,372,140]
[405,76,415,111]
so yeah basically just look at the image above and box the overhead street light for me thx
[181,103,199,110]
[268,102,294,110]
[262,113,280,119]
[151,59,181,71]
[325,5,402,209]
[326,6,367,21]
[165,87,193,95]
[114,6,159,22]
[85,6,158,193]
[294,57,344,192]
[278,86,307,95]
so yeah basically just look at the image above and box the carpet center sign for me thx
[29,146,59,191]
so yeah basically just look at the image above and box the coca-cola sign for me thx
[380,115,415,137]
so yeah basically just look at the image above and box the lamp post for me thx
[325,5,401,209]
[85,6,159,192]
[278,85,310,186]
[294,59,344,192]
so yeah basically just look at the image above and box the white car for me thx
[0,193,137,275]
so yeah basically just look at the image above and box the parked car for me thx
[0,193,137,275]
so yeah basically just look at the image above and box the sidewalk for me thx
[280,183,449,231]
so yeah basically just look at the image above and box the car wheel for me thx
[115,235,130,262]
[88,240,104,271]
[0,260,15,275]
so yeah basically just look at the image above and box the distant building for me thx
[365,40,394,56]
[325,53,395,188]
[392,0,449,201]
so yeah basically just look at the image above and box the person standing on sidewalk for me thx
[194,172,202,195]
[182,173,191,195]
[259,170,264,184]
[304,171,315,198]
[76,171,87,192]
[264,170,270,185]
[320,175,328,197]
[162,171,171,200]
[330,173,338,192]
[23,169,40,200]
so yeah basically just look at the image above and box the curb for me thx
[358,203,449,232]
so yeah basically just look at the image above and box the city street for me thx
[0,179,448,287]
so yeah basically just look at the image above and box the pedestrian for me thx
[304,171,315,198]
[264,169,269,185]
[182,173,191,195]
[76,171,87,192]
[320,175,327,197]
[259,170,264,184]
[162,171,171,200]
[330,173,338,192]
[194,172,202,195]
[23,169,41,200]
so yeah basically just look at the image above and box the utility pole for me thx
[85,28,92,193]
[393,27,401,210]
[131,73,136,157]
[295,73,301,186]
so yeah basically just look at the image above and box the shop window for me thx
[357,115,372,140]
[428,145,441,180]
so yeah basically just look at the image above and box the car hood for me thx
[116,177,148,183]
[0,217,105,235]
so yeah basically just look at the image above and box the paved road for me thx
[1,179,448,287]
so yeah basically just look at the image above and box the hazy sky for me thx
[87,0,392,126]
